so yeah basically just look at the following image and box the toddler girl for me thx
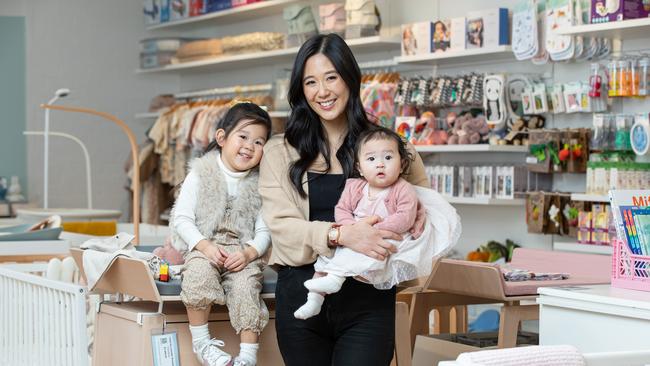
[170,102,272,366]
[295,127,460,319]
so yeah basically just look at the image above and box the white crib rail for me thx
[0,267,89,366]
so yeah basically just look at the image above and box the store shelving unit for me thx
[395,45,513,66]
[137,36,400,74]
[570,193,610,203]
[446,196,525,206]
[415,144,528,153]
[555,17,650,39]
[146,0,302,30]
[553,241,613,255]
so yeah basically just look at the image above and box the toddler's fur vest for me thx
[169,151,261,254]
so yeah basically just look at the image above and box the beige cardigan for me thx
[259,134,430,267]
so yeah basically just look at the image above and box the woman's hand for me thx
[224,246,258,272]
[338,216,401,261]
[195,240,228,268]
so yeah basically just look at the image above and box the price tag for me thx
[151,330,180,366]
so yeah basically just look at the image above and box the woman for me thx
[259,33,428,366]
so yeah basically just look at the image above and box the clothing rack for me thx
[174,83,272,99]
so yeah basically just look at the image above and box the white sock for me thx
[189,324,210,348]
[238,342,259,365]
[293,292,325,320]
[304,274,345,294]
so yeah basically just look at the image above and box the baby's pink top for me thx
[335,177,420,234]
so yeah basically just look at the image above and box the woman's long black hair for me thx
[285,33,375,197]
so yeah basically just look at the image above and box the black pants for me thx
[275,264,396,366]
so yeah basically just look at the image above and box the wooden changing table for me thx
[406,248,612,361]
[70,248,282,366]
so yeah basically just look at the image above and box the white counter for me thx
[538,285,650,353]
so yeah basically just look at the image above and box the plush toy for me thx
[447,113,490,145]
[153,236,184,265]
[413,111,449,145]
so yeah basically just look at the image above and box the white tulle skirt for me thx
[314,187,462,289]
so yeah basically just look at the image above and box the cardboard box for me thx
[412,334,478,366]
[93,301,281,366]
[449,17,466,50]
[412,331,539,366]
[432,20,451,53]
[465,8,509,49]
[590,0,650,23]
[170,0,189,20]
[401,22,433,56]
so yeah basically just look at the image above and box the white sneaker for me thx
[193,338,233,366]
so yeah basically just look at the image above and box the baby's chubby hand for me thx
[360,215,383,225]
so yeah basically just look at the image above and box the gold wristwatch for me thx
[327,224,341,246]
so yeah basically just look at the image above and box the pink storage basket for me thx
[611,238,650,292]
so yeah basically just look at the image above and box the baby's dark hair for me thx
[355,127,413,176]
[204,102,272,153]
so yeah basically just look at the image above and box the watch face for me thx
[632,124,649,154]
[328,228,337,241]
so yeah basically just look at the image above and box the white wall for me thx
[1,0,177,218]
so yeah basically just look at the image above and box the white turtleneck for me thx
[172,153,271,255]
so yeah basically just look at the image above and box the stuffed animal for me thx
[413,111,448,145]
[153,236,184,265]
[447,113,490,145]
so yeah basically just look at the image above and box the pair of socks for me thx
[294,274,345,319]
[190,324,258,365]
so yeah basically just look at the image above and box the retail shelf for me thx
[555,18,650,39]
[136,36,399,73]
[445,196,525,206]
[395,45,513,66]
[268,110,290,118]
[135,112,160,119]
[146,0,302,30]
[137,47,299,73]
[570,193,610,203]
[553,241,613,255]
[415,144,528,153]
[0,240,70,256]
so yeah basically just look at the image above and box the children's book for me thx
[609,190,650,255]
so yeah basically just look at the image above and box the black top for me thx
[307,172,346,222]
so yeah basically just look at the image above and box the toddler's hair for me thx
[355,127,413,176]
[204,101,272,153]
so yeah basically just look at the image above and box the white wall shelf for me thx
[445,196,525,206]
[136,110,290,119]
[146,0,301,30]
[415,144,528,153]
[268,111,290,118]
[137,36,400,73]
[553,241,613,255]
[135,112,160,119]
[395,45,513,66]
[555,18,650,39]
[137,47,300,73]
[571,193,610,203]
